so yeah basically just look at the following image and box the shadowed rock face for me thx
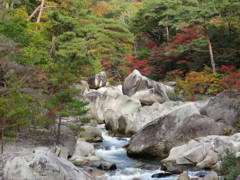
[0,147,93,180]
[127,104,225,159]
[88,72,107,89]
[200,90,240,127]
[122,70,173,105]
[104,101,202,136]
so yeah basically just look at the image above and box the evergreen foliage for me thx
[0,76,54,153]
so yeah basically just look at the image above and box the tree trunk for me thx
[57,116,61,143]
[37,0,45,23]
[166,15,169,42]
[1,116,6,154]
[28,5,40,21]
[200,0,216,73]
[205,32,216,73]
[49,35,56,56]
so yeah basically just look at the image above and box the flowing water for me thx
[94,124,206,180]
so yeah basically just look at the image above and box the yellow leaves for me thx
[131,2,143,7]
[122,43,133,54]
[176,66,222,95]
[87,49,97,53]
[92,1,112,17]
[15,6,29,19]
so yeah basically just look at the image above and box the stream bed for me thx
[94,124,206,180]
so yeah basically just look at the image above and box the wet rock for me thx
[122,69,173,105]
[0,147,93,180]
[133,163,145,168]
[177,172,191,180]
[83,168,105,178]
[203,171,218,180]
[88,71,107,89]
[142,166,160,171]
[195,171,208,178]
[152,172,172,178]
[91,161,117,170]
[71,156,102,167]
[167,167,183,174]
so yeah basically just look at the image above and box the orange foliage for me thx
[91,1,112,17]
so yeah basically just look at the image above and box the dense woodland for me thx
[0,0,240,151]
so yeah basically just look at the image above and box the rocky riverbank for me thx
[1,70,240,180]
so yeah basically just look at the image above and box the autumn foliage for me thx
[149,25,203,78]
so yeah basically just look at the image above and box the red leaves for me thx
[125,56,150,76]
[149,25,203,78]
[218,65,240,90]
[218,65,236,73]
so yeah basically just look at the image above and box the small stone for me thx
[167,167,183,174]
[152,172,172,178]
[177,172,191,180]
[133,163,145,168]
[203,171,218,180]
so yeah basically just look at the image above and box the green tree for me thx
[0,77,53,154]
[78,17,134,80]
[45,66,89,142]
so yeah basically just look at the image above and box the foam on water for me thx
[95,124,207,179]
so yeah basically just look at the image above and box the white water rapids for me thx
[93,124,206,180]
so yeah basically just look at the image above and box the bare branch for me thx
[28,5,40,21]
[37,0,45,23]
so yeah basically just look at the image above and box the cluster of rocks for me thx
[1,69,240,179]
[162,133,240,169]
[79,70,240,171]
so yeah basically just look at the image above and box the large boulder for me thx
[69,139,102,167]
[83,87,141,123]
[200,90,240,127]
[72,139,95,158]
[87,72,107,89]
[127,103,226,158]
[162,133,240,169]
[79,126,102,142]
[122,70,173,105]
[0,147,93,180]
[105,101,201,136]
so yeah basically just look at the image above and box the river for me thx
[94,124,206,180]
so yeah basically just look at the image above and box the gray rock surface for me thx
[122,70,173,105]
[127,103,225,158]
[83,87,141,123]
[69,139,102,167]
[177,172,191,180]
[79,126,102,142]
[0,147,93,180]
[105,101,201,136]
[71,139,95,158]
[200,90,240,127]
[88,71,107,89]
[203,171,218,180]
[163,133,240,169]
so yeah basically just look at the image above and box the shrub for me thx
[176,66,222,95]
[219,151,240,180]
